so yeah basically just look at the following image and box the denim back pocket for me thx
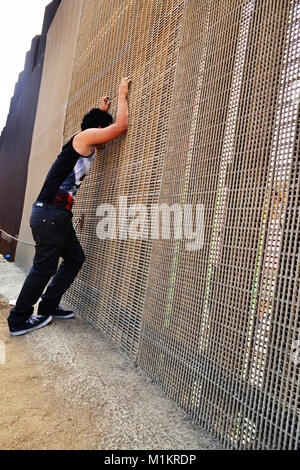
[30,207,47,229]
[30,208,71,245]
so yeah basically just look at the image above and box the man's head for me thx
[81,108,113,150]
[81,108,113,131]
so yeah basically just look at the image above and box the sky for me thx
[0,0,51,133]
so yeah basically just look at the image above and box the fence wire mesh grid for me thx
[61,0,300,449]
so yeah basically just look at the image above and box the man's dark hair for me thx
[81,108,113,131]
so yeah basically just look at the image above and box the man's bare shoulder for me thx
[72,132,95,157]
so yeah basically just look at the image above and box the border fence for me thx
[62,0,299,449]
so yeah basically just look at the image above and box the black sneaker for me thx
[9,314,52,336]
[52,305,75,319]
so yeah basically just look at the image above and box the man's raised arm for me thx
[76,76,132,149]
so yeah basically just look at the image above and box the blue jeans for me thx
[7,203,85,328]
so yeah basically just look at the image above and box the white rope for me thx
[0,229,36,247]
[73,219,80,229]
[0,218,81,248]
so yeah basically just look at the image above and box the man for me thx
[7,76,132,336]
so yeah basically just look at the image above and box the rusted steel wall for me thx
[62,0,185,358]
[60,0,299,449]
[13,0,299,449]
[137,0,300,449]
[0,0,61,261]
[15,0,83,272]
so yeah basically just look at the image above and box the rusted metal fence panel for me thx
[62,0,299,449]
[0,0,61,261]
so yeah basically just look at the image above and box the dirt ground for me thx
[0,293,223,450]
[0,296,104,450]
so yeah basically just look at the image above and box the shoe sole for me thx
[52,313,75,319]
[10,315,53,336]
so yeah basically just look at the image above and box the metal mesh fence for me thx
[62,0,299,449]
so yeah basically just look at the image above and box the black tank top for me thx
[36,135,95,210]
